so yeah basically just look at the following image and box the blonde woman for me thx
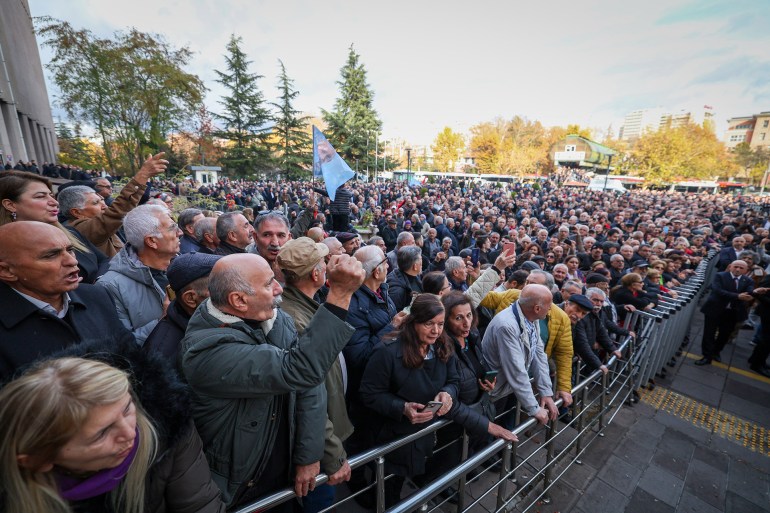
[0,351,224,513]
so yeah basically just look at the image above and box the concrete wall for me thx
[0,0,58,164]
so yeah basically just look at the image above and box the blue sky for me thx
[30,0,770,146]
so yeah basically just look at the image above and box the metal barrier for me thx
[237,251,717,513]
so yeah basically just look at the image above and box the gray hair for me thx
[177,208,202,231]
[442,237,452,245]
[553,263,568,274]
[124,204,167,247]
[396,231,414,247]
[254,211,289,232]
[610,254,625,262]
[445,256,464,275]
[562,280,583,294]
[585,287,606,301]
[194,217,217,242]
[57,185,95,220]
[208,265,256,307]
[356,245,385,278]
[528,269,555,290]
[216,212,245,241]
[368,235,384,247]
[397,245,422,272]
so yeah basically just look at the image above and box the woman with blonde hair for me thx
[0,348,224,513]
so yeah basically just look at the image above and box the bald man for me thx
[482,284,559,425]
[0,222,134,382]
[307,226,325,243]
[180,252,364,509]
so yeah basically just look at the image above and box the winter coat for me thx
[572,310,616,371]
[358,339,487,477]
[67,226,111,284]
[69,177,147,257]
[96,245,165,344]
[144,299,190,363]
[386,269,422,312]
[54,339,226,513]
[0,282,135,384]
[344,283,398,397]
[180,300,355,506]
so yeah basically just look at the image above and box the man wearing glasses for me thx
[94,177,115,206]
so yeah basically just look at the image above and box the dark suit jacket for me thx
[0,282,136,383]
[700,271,754,321]
[716,247,738,272]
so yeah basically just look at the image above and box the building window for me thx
[565,145,577,152]
[764,120,769,128]
[762,133,767,141]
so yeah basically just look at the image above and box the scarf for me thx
[57,428,140,502]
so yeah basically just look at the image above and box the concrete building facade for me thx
[723,112,770,150]
[620,106,715,142]
[0,0,58,166]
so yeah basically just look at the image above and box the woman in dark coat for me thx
[359,294,515,506]
[610,272,653,321]
[0,340,225,513]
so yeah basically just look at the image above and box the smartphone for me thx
[419,401,443,414]
[402,294,418,315]
[663,226,669,234]
[482,370,499,382]
[471,247,480,266]
[503,242,516,256]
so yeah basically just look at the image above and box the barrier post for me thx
[496,442,513,511]
[376,456,385,513]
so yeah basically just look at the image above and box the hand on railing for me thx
[555,390,573,407]
[612,349,623,360]
[537,396,559,425]
[327,460,352,485]
[599,364,609,375]
[488,422,518,442]
[294,462,320,497]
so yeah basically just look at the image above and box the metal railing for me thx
[237,251,716,513]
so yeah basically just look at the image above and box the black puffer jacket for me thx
[57,339,225,513]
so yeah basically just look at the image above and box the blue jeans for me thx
[302,483,335,513]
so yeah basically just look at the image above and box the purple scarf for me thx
[57,428,140,502]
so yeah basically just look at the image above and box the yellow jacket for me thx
[479,289,573,393]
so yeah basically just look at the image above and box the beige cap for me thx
[277,237,330,277]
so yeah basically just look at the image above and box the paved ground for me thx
[542,309,770,513]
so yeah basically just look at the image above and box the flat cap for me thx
[568,294,594,311]
[167,252,222,292]
[277,237,329,277]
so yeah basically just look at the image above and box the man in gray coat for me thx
[482,284,559,426]
[180,252,364,510]
[97,204,181,344]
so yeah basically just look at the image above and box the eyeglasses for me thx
[95,184,112,190]
[376,256,388,268]
[422,321,445,330]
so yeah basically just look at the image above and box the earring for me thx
[11,212,16,221]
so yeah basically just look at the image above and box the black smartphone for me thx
[471,247,480,266]
[481,370,498,381]
[419,401,443,414]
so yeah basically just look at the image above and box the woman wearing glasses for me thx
[359,294,516,506]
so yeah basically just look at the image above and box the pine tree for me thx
[270,60,311,180]
[215,35,273,177]
[322,45,383,179]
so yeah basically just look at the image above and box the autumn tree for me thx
[732,143,770,184]
[55,122,107,169]
[322,45,384,178]
[37,17,205,174]
[271,60,311,180]
[215,35,273,177]
[431,127,465,171]
[626,124,736,184]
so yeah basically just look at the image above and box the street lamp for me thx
[406,147,412,184]
[602,153,614,191]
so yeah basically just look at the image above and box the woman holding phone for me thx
[359,294,516,506]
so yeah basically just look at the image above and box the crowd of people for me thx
[1,154,769,513]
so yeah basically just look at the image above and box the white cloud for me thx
[30,0,769,144]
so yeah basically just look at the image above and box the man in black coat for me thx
[696,260,754,365]
[0,221,135,382]
[144,252,221,362]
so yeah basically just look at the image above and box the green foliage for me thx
[431,127,465,171]
[732,143,770,184]
[270,60,311,180]
[626,124,736,184]
[37,17,205,175]
[55,122,107,169]
[215,35,273,177]
[322,45,383,180]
